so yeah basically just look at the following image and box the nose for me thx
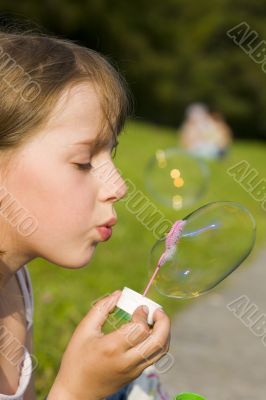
[98,162,128,203]
[114,178,128,201]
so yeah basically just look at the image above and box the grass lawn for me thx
[29,120,266,397]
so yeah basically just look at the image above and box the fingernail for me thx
[142,305,149,314]
[112,290,120,296]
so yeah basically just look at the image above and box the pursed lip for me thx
[96,226,112,241]
[96,216,117,241]
[98,216,117,228]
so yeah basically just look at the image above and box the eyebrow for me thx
[72,140,94,146]
[72,136,118,152]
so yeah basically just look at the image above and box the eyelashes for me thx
[74,145,118,172]
[74,162,93,171]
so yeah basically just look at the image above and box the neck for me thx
[0,263,12,289]
[0,218,36,288]
[0,252,33,289]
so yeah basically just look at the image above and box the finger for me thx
[141,333,171,362]
[126,335,171,380]
[131,305,150,324]
[84,290,122,333]
[136,343,172,374]
[127,308,171,361]
[133,334,171,374]
[107,306,151,349]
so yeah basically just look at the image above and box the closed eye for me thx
[74,162,93,171]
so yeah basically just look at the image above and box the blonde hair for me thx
[0,29,131,257]
[0,30,131,153]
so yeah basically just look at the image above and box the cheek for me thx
[5,160,97,239]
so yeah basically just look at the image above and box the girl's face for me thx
[4,83,127,269]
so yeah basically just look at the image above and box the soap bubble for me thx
[148,202,256,299]
[144,148,209,210]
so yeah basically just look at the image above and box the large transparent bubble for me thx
[147,202,256,299]
[144,148,209,210]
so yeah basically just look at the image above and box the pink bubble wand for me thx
[143,220,187,297]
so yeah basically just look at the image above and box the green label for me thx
[174,392,206,400]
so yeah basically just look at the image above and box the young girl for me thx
[0,30,171,400]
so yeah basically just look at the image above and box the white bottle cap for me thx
[116,287,162,325]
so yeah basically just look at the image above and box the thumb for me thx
[85,290,122,333]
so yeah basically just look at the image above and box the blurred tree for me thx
[0,0,266,139]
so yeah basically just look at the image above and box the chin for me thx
[44,242,98,269]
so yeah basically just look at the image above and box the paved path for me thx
[160,246,266,400]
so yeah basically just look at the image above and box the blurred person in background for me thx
[180,103,233,159]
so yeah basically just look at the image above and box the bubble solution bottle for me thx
[105,287,162,332]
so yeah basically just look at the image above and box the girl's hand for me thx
[47,290,171,400]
